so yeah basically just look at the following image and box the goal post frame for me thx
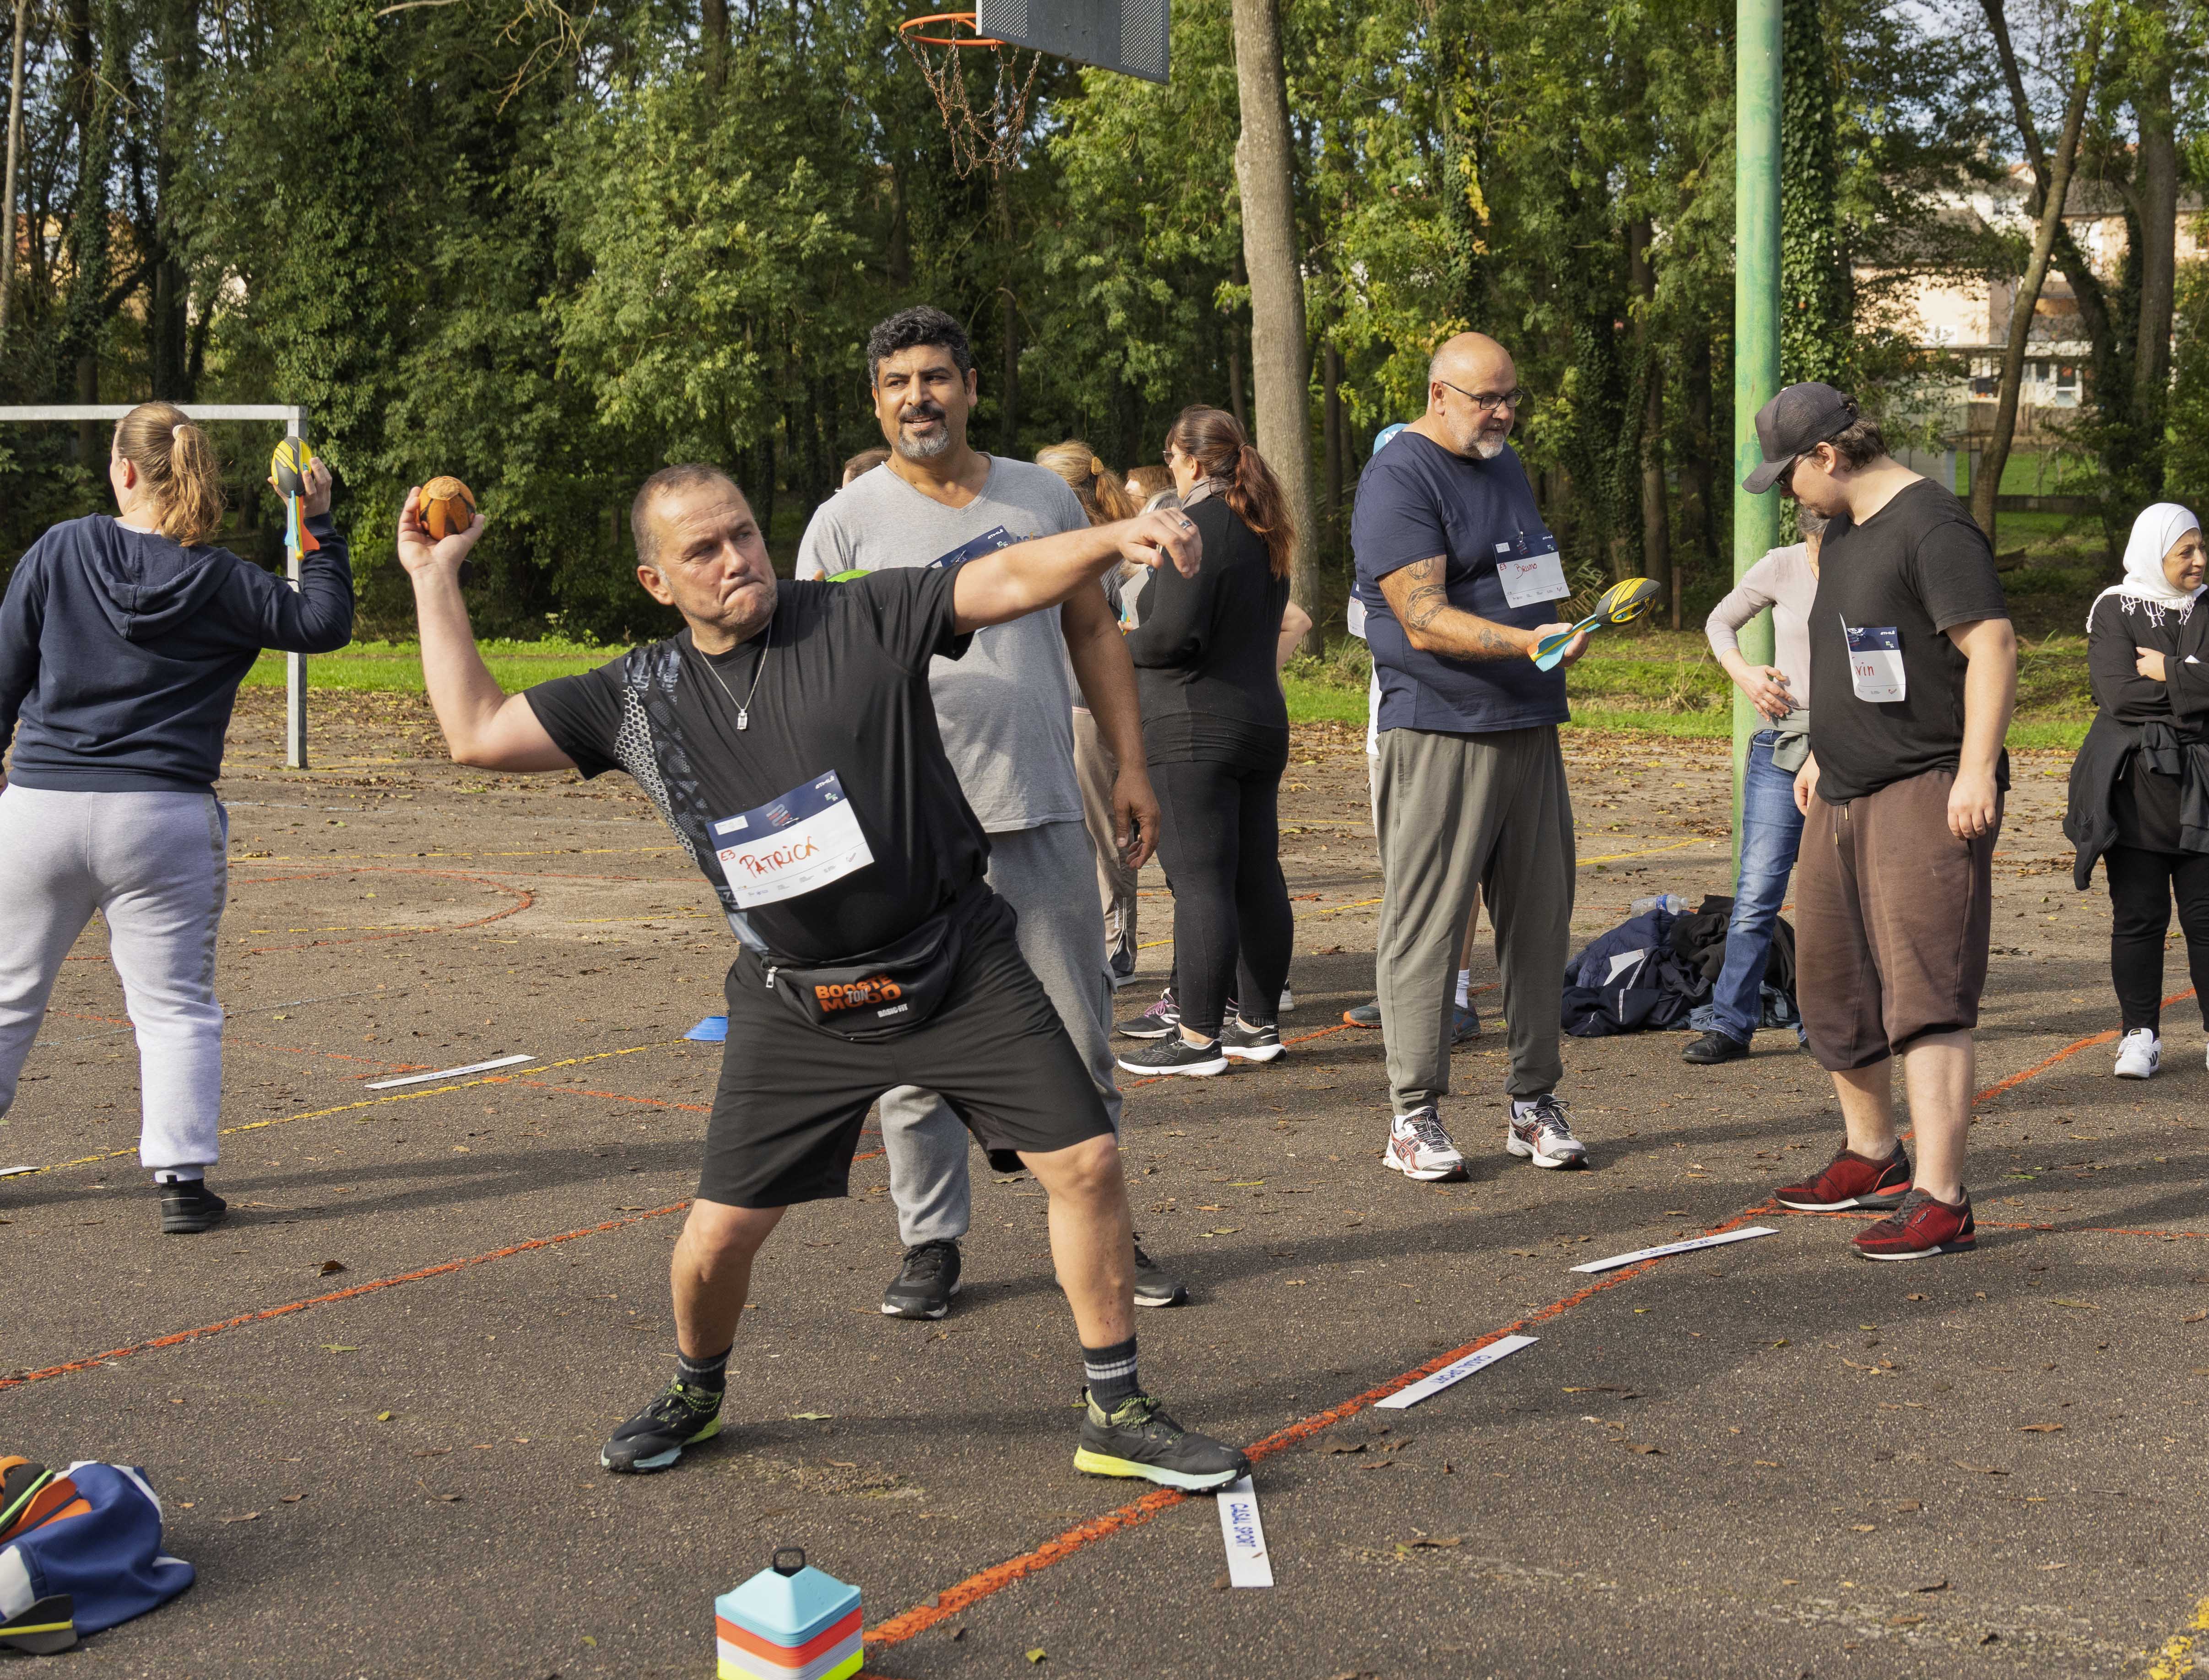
[0,403,314,769]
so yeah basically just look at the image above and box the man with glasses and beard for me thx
[1351,332,1593,1186]
[796,307,1186,1318]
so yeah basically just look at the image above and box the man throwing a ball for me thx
[395,468,1248,1491]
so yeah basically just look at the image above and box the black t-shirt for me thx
[525,568,984,962]
[1807,478,2011,804]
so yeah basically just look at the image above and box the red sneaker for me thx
[1775,1145,1912,1211]
[1851,1188,1975,1261]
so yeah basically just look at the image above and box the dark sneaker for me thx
[1852,1187,1975,1261]
[1505,1094,1587,1168]
[1117,1036,1229,1077]
[1452,1003,1481,1043]
[1118,988,1181,1040]
[159,1181,227,1235]
[1682,1030,1749,1064]
[1131,1237,1187,1307]
[1074,1392,1249,1491]
[1344,999,1382,1028]
[600,1380,724,1473]
[1220,1019,1283,1062]
[1776,1145,1911,1212]
[881,1238,963,1319]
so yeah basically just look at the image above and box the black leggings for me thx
[1152,752,1294,1038]
[2105,844,2209,1031]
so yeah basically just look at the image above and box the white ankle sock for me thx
[1454,969,1473,1010]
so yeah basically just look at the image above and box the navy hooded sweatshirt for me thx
[0,512,352,793]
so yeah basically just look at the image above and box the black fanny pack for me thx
[744,889,977,1041]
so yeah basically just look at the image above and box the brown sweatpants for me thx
[1796,766,2002,1072]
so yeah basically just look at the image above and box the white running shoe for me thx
[1278,987,1295,1014]
[2114,1028,2161,1079]
[1505,1094,1589,1169]
[1383,1107,1466,1181]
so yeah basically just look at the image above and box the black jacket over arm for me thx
[2065,591,2209,886]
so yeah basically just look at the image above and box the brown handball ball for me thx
[419,476,477,540]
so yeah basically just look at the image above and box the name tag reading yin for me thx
[1495,537,1570,609]
[711,771,875,908]
[1843,621,1906,704]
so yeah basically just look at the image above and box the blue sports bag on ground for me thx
[0,1458,194,1653]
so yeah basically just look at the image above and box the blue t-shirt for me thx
[1350,431,1569,735]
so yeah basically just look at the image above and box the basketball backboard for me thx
[975,0,1169,82]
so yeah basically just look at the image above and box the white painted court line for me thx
[1570,1226,1778,1274]
[1214,1476,1272,1586]
[1374,1332,1538,1411]
[365,1053,538,1090]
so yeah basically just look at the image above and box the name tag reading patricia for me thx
[1843,620,1906,704]
[710,771,874,908]
[1495,537,1569,610]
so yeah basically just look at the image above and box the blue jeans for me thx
[1709,732,1804,1043]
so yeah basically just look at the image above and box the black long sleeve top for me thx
[1122,492,1290,764]
[2065,590,2209,883]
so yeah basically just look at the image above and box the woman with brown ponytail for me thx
[1114,406,1299,1075]
[0,402,353,1234]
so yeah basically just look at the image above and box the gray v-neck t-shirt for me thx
[795,458,1088,833]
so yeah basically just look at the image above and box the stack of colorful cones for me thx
[715,1548,862,1680]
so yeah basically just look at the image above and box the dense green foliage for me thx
[0,0,2202,643]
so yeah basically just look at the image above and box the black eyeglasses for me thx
[1436,378,1528,413]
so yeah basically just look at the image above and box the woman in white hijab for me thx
[2064,502,2209,1077]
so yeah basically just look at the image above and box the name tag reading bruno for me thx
[711,771,874,909]
[1495,537,1570,610]
[1843,620,1906,704]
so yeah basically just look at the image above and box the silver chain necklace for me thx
[701,619,772,731]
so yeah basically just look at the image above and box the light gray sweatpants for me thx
[1374,725,1573,1109]
[0,784,230,1175]
[881,818,1121,1246]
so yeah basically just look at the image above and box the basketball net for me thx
[898,13,1043,178]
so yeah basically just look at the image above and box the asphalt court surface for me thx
[5,689,2207,1678]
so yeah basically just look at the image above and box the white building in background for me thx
[1882,162,2203,434]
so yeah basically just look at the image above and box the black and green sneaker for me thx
[1072,1392,1249,1491]
[600,1380,725,1474]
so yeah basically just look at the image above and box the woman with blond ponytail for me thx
[1037,442,1148,983]
[0,401,353,1234]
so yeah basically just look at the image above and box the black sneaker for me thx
[1074,1392,1249,1491]
[1118,988,1180,1040]
[881,1238,963,1319]
[1131,1237,1188,1307]
[1682,1030,1749,1064]
[600,1379,724,1474]
[1220,1019,1283,1062]
[1116,1035,1228,1077]
[159,1181,227,1235]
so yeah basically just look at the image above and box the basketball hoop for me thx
[899,11,1043,178]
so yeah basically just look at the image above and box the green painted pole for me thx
[1732,0,1783,857]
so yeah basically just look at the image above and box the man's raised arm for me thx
[397,488,578,772]
[952,509,1201,633]
[1378,556,1587,667]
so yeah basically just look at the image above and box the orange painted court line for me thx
[0,1202,692,1394]
[1971,987,2195,1107]
[1778,1206,2209,1242]
[863,1201,1776,1651]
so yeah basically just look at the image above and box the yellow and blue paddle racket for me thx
[1529,576,1661,671]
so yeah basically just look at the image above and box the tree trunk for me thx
[1628,217,1673,624]
[2129,5,2177,486]
[1682,326,1716,563]
[1226,246,1248,431]
[1779,0,1850,386]
[1229,0,1320,653]
[0,0,29,347]
[996,176,1018,452]
[1322,334,1343,563]
[1970,22,2096,541]
[63,0,118,458]
[702,0,727,93]
[147,0,195,397]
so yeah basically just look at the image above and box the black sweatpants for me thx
[1152,746,1294,1039]
[2105,844,2209,1032]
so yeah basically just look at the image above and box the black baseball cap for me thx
[1742,382,1860,494]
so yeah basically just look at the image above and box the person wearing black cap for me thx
[1743,382,2016,1261]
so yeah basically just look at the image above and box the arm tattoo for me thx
[1386,556,1527,660]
